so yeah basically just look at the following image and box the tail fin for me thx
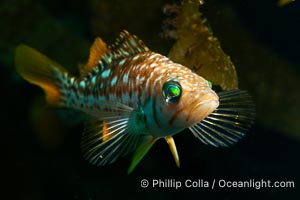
[15,45,68,106]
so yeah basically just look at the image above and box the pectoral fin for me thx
[189,90,255,147]
[80,102,140,166]
[165,136,180,168]
[127,136,158,174]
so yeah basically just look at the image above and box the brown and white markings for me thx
[15,30,255,174]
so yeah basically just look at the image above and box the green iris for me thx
[169,85,180,96]
[163,80,182,104]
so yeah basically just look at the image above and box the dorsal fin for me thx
[80,30,149,76]
[80,38,109,76]
[109,30,150,59]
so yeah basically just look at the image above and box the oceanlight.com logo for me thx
[140,179,295,190]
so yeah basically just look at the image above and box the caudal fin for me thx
[15,45,68,106]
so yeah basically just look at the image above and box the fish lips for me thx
[187,95,219,124]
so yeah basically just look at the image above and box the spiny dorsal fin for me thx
[109,30,150,59]
[80,30,149,76]
[80,38,109,76]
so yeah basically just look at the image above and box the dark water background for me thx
[2,0,299,199]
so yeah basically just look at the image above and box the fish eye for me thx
[163,80,182,104]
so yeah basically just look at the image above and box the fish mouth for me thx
[186,94,219,123]
[193,92,219,110]
[194,99,219,115]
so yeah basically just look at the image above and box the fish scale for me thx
[72,52,159,109]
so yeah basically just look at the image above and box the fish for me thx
[15,30,255,173]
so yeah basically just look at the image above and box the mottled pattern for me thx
[52,31,219,139]
[15,31,254,170]
[62,54,215,136]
